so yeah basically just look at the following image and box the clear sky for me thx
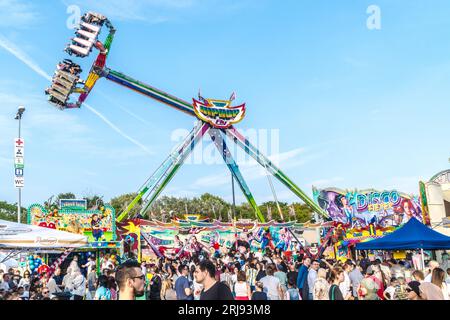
[0,0,449,208]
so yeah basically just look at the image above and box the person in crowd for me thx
[196,260,234,300]
[285,278,301,300]
[174,264,193,300]
[116,260,146,300]
[70,269,86,300]
[424,260,440,282]
[287,263,298,287]
[18,271,31,288]
[245,262,257,292]
[46,271,62,298]
[406,281,424,300]
[108,276,117,300]
[260,264,284,300]
[383,277,397,300]
[296,257,311,299]
[348,260,363,299]
[307,260,320,300]
[274,263,288,294]
[161,278,177,300]
[412,270,425,282]
[255,262,266,282]
[313,268,329,300]
[147,266,162,300]
[328,267,345,300]
[358,266,380,300]
[431,268,449,300]
[251,281,268,300]
[94,275,111,300]
[87,267,97,299]
[233,270,251,300]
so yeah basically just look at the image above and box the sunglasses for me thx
[42,291,49,294]
[131,275,145,280]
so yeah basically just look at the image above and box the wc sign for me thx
[14,138,24,188]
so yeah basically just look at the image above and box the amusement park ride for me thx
[45,12,329,231]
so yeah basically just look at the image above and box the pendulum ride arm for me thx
[116,122,210,222]
[208,129,266,223]
[103,68,196,117]
[226,126,329,219]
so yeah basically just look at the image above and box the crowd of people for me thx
[0,247,449,301]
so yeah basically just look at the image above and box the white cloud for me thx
[0,0,39,28]
[0,34,51,81]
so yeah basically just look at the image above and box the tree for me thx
[0,201,26,223]
[110,193,142,219]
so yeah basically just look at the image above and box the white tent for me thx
[0,219,88,249]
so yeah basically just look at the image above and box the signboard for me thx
[193,97,245,129]
[14,177,24,188]
[27,203,116,244]
[313,187,426,228]
[14,138,24,188]
[60,199,88,210]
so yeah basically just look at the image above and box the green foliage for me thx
[110,193,142,218]
[0,201,26,223]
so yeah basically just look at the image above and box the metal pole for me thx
[17,115,21,224]
[421,248,425,270]
[231,174,236,219]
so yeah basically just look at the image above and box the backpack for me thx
[287,288,300,300]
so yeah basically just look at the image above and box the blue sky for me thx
[0,0,449,208]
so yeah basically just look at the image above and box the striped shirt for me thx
[246,268,257,286]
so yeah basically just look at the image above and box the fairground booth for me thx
[313,187,432,262]
[26,199,122,273]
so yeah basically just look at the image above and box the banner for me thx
[313,187,425,228]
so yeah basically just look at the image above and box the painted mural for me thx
[27,203,116,244]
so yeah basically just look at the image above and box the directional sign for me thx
[14,138,25,188]
[14,176,24,188]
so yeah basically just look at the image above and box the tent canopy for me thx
[356,218,450,250]
[0,219,88,249]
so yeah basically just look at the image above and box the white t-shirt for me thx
[260,275,281,300]
[339,271,351,298]
[255,252,263,261]
[0,281,10,291]
[234,281,248,298]
[384,286,396,300]
[84,260,96,274]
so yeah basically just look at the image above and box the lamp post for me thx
[15,106,25,223]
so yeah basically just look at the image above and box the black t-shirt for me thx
[256,270,266,282]
[251,291,268,300]
[329,284,344,300]
[287,271,298,285]
[200,281,234,300]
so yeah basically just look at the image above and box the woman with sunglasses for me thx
[406,281,424,300]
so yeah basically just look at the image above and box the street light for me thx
[15,106,25,223]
